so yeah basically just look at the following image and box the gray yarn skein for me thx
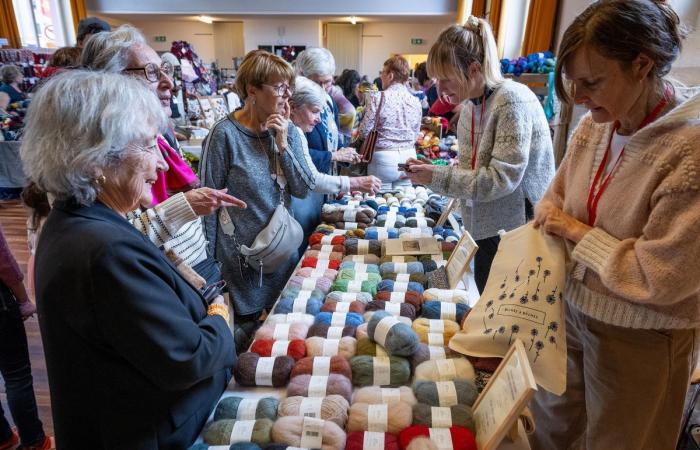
[203,419,273,446]
[412,403,475,432]
[350,355,411,387]
[367,311,420,357]
[413,379,479,407]
[213,396,279,421]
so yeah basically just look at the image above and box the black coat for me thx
[35,200,235,449]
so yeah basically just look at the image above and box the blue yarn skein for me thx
[315,312,365,328]
[273,297,323,315]
[339,261,381,273]
[379,261,425,276]
[420,301,470,324]
[367,310,420,357]
[377,279,425,295]
[365,227,399,240]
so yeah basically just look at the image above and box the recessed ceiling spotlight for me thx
[198,15,213,24]
[350,16,357,25]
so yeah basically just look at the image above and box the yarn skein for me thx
[326,291,373,305]
[343,254,381,265]
[310,243,345,253]
[203,419,273,446]
[250,339,307,361]
[420,301,470,324]
[254,322,309,341]
[352,386,417,406]
[300,257,342,271]
[278,395,350,429]
[290,355,353,379]
[321,300,366,314]
[345,432,399,450]
[266,313,315,327]
[412,380,479,407]
[295,267,338,280]
[189,444,259,450]
[350,355,411,387]
[279,287,325,302]
[270,416,347,450]
[305,336,358,359]
[355,337,390,357]
[411,318,460,346]
[422,288,469,304]
[309,233,345,246]
[213,396,279,421]
[355,323,369,340]
[409,344,462,372]
[304,250,344,261]
[288,275,332,295]
[363,311,412,327]
[339,261,381,273]
[315,312,365,328]
[344,238,382,257]
[331,280,378,296]
[373,291,423,311]
[307,323,357,339]
[398,426,477,450]
[379,262,424,276]
[273,297,323,315]
[412,403,475,432]
[364,227,400,240]
[337,269,382,283]
[379,255,417,264]
[233,352,294,387]
[367,311,420,357]
[377,280,425,295]
[365,300,417,321]
[347,401,413,435]
[414,358,475,382]
[287,374,353,403]
[382,272,428,288]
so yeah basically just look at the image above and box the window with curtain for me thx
[11,0,74,48]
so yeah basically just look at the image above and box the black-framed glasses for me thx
[124,62,174,82]
[262,83,293,97]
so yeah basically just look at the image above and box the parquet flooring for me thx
[0,200,53,437]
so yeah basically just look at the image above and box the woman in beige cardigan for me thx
[531,1,699,449]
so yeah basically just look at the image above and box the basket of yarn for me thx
[286,373,353,403]
[398,425,477,450]
[250,339,307,361]
[233,352,294,387]
[420,301,470,324]
[412,403,475,432]
[347,401,413,434]
[352,385,417,406]
[277,395,350,428]
[270,416,347,450]
[290,355,353,379]
[412,380,478,407]
[203,418,273,446]
[305,336,358,359]
[367,311,420,357]
[350,355,411,387]
[213,396,279,421]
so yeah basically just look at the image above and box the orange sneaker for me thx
[17,436,52,450]
[0,430,19,450]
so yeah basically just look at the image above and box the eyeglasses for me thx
[124,62,174,83]
[262,83,294,97]
[132,142,160,155]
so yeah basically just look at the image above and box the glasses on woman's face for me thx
[124,62,174,83]
[132,142,160,156]
[262,83,294,97]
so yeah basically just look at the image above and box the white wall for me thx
[359,22,451,79]
[242,18,322,54]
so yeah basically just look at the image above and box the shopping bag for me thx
[449,223,568,395]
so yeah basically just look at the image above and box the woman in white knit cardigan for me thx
[404,16,555,292]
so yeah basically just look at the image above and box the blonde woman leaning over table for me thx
[529,1,700,449]
[403,16,554,293]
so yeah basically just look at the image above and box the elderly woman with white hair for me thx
[290,76,382,194]
[21,71,235,448]
[81,24,245,285]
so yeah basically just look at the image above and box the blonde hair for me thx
[235,50,295,101]
[427,17,504,92]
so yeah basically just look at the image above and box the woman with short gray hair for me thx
[290,76,381,194]
[21,70,235,448]
[0,65,26,104]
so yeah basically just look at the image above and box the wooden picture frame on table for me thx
[436,197,457,227]
[445,229,478,288]
[472,339,538,450]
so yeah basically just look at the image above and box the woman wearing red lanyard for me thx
[403,16,555,293]
[531,2,699,449]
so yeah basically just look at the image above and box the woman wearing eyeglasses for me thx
[201,50,315,352]
[81,25,246,286]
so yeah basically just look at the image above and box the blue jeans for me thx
[0,283,45,445]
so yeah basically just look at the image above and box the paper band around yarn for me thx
[255,357,275,386]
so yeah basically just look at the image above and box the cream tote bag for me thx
[449,223,568,395]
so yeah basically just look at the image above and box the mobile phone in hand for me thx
[398,163,410,172]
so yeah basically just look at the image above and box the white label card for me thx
[230,420,255,444]
[428,332,445,346]
[394,262,409,273]
[286,312,307,324]
[307,375,328,397]
[273,323,291,340]
[353,263,369,273]
[354,273,370,282]
[320,244,335,252]
[236,398,259,420]
[318,251,332,261]
[271,340,290,356]
[299,396,323,419]
[429,346,447,359]
[347,281,363,293]
[384,302,401,316]
[441,302,457,321]
[429,319,445,333]
[254,357,275,386]
[373,356,391,386]
[331,313,347,327]
[345,222,359,230]
[340,293,356,302]
[389,292,406,303]
[334,302,351,313]
[312,356,331,376]
[381,388,401,404]
[321,235,333,245]
[322,339,340,356]
[367,404,389,432]
[435,359,457,381]
[316,260,330,270]
[436,381,459,406]
[376,344,389,358]
[310,268,327,278]
[293,298,309,313]
[374,316,399,348]
[363,431,385,450]
[393,281,409,292]
[358,240,370,255]
[432,407,453,428]
[344,209,357,222]
[429,428,454,450]
[300,417,325,449]
[327,326,343,339]
[296,291,312,301]
[396,273,411,283]
[301,278,317,291]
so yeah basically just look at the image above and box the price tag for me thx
[435,359,457,381]
[373,356,391,386]
[299,396,323,419]
[435,381,458,406]
[363,431,385,450]
[300,417,325,449]
[312,356,331,376]
[367,404,388,432]
[254,357,275,386]
[431,407,453,428]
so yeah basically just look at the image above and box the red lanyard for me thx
[470,96,486,170]
[586,84,672,226]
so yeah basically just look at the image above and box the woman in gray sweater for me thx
[404,17,555,292]
[201,50,315,332]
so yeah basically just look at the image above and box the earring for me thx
[95,175,106,185]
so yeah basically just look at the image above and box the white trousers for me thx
[367,146,416,190]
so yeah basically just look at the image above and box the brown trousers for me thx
[528,303,694,450]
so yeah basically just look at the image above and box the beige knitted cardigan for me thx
[543,90,700,329]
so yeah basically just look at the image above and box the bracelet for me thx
[207,304,229,322]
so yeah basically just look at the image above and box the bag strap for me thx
[370,91,385,132]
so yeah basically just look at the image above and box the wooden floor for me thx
[0,200,53,437]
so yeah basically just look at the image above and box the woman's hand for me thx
[401,160,436,185]
[349,176,382,194]
[533,200,592,243]
[185,187,247,216]
[265,102,290,153]
[332,147,361,164]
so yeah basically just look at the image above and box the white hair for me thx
[291,76,326,110]
[80,24,146,72]
[294,47,336,77]
[20,70,167,205]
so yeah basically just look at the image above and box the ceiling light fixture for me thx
[198,15,213,24]
[350,16,357,25]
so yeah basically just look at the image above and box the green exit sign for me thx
[154,36,167,42]
[411,38,424,45]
